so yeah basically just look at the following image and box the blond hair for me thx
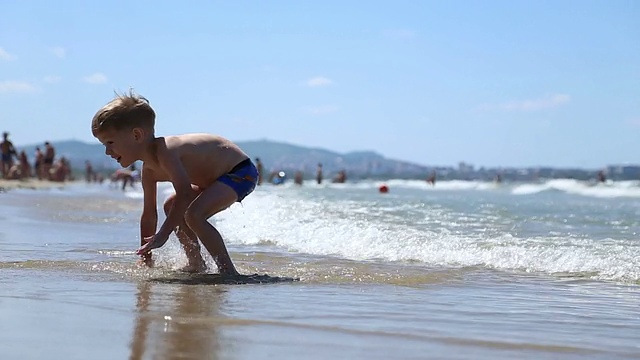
[91,90,155,137]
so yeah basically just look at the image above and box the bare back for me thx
[142,133,249,189]
[45,146,55,161]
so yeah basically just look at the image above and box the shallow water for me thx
[1,180,639,359]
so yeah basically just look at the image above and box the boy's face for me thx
[95,128,144,167]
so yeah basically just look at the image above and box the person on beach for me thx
[255,157,264,185]
[49,156,70,182]
[43,141,56,180]
[332,169,347,183]
[1,132,18,179]
[85,161,94,183]
[110,164,138,191]
[426,170,436,186]
[316,163,323,184]
[19,150,31,179]
[34,147,44,180]
[91,91,258,275]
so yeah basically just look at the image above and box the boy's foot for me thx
[179,260,207,273]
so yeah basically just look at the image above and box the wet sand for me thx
[0,178,68,191]
[3,268,639,360]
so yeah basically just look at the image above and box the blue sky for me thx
[0,1,638,168]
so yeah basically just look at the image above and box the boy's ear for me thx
[132,127,145,142]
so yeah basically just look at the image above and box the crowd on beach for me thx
[0,130,139,193]
[0,131,71,183]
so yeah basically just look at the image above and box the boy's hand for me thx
[136,234,170,255]
[136,255,155,268]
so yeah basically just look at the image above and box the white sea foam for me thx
[215,187,640,283]
[378,178,640,198]
[88,176,640,201]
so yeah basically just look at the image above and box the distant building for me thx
[458,162,474,173]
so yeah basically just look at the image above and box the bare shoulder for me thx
[163,134,244,155]
[165,133,231,147]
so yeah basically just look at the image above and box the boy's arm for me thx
[140,167,158,245]
[136,146,193,254]
[155,147,193,241]
[138,167,157,262]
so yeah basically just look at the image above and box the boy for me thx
[91,91,258,275]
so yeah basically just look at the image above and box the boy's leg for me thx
[163,195,206,272]
[175,224,206,272]
[184,182,239,276]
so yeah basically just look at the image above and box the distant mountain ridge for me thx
[16,139,430,179]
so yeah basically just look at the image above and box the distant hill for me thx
[238,140,429,178]
[15,139,636,181]
[16,139,430,179]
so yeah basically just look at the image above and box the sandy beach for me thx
[0,178,68,191]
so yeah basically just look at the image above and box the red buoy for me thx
[379,184,389,193]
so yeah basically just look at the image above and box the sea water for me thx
[0,179,639,359]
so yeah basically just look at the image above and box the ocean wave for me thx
[218,190,640,284]
[511,179,640,198]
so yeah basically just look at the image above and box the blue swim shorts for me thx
[217,158,258,202]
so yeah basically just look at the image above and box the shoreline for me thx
[0,178,68,191]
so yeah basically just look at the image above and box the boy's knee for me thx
[163,197,175,215]
[184,205,206,228]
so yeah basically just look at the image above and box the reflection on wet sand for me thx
[129,281,227,360]
[130,282,151,360]
[129,274,296,359]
